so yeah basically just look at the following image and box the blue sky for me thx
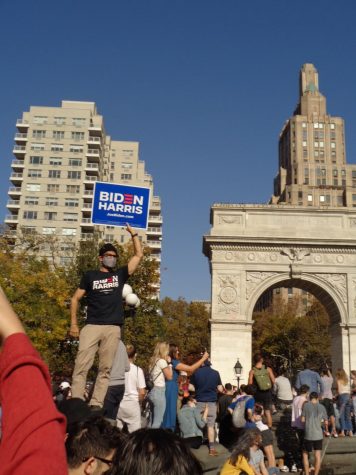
[1,0,356,301]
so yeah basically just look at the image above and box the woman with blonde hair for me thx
[335,368,352,436]
[148,342,173,428]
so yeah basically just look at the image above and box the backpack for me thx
[253,365,272,391]
[232,395,252,428]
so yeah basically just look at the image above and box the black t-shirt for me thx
[79,266,129,325]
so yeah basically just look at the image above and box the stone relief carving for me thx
[349,218,356,228]
[352,279,356,310]
[316,273,347,303]
[281,248,311,262]
[218,215,242,225]
[246,272,277,300]
[217,274,239,314]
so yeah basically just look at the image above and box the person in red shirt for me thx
[0,286,67,475]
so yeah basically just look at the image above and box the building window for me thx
[302,122,307,128]
[68,171,81,179]
[49,170,61,179]
[47,184,60,192]
[319,141,324,148]
[44,211,57,221]
[51,144,64,152]
[33,116,47,125]
[71,131,85,141]
[111,162,115,170]
[49,158,62,166]
[65,198,79,207]
[24,196,39,205]
[302,141,307,147]
[303,149,308,158]
[53,131,65,140]
[31,143,45,151]
[62,228,76,236]
[337,196,343,205]
[307,194,313,202]
[63,213,78,221]
[110,173,114,181]
[69,145,83,153]
[320,195,325,203]
[54,117,66,125]
[26,183,41,192]
[314,150,319,158]
[333,178,338,186]
[66,185,80,193]
[331,142,336,149]
[23,211,38,220]
[298,191,303,199]
[32,129,46,138]
[325,195,330,204]
[45,197,58,206]
[352,194,356,201]
[330,123,335,129]
[29,156,43,165]
[28,169,42,178]
[121,174,132,180]
[72,118,86,127]
[69,158,82,167]
[42,227,56,235]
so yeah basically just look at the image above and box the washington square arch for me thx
[203,64,356,385]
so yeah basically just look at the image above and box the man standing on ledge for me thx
[69,224,143,408]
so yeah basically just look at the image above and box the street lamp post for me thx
[234,358,243,391]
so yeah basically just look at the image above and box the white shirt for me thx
[274,375,293,401]
[151,358,168,388]
[122,362,146,402]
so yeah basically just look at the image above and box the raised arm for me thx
[69,288,86,337]
[126,224,143,275]
[175,352,209,374]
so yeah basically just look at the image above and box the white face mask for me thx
[102,256,117,269]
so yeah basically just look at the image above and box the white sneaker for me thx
[279,466,289,473]
[291,464,298,473]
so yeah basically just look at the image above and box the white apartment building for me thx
[5,101,162,271]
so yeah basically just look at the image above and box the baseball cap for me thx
[99,243,118,256]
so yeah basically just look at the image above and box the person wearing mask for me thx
[69,226,142,408]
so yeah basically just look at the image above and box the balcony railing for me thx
[13,145,26,152]
[148,215,163,223]
[83,190,94,196]
[84,175,98,182]
[11,173,24,179]
[85,163,99,171]
[8,186,22,193]
[16,119,29,127]
[11,159,25,166]
[80,218,94,225]
[86,149,100,156]
[15,133,28,140]
[82,203,92,209]
[7,200,20,206]
[5,214,19,221]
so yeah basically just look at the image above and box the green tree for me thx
[0,236,70,370]
[160,297,210,358]
[252,295,331,378]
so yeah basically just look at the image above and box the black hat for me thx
[99,243,118,257]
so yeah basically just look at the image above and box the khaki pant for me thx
[71,324,120,407]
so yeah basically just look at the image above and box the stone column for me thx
[210,320,253,386]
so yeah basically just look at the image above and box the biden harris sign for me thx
[92,182,151,229]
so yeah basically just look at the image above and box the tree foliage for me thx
[0,235,70,370]
[160,297,210,359]
[252,295,331,378]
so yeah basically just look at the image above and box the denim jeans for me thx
[149,386,166,428]
[338,393,352,431]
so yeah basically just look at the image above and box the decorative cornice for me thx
[210,244,356,254]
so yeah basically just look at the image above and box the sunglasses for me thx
[82,455,113,467]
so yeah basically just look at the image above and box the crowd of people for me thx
[1,236,356,475]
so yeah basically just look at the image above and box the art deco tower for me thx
[271,63,356,208]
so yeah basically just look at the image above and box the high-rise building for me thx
[271,63,356,208]
[5,101,162,272]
